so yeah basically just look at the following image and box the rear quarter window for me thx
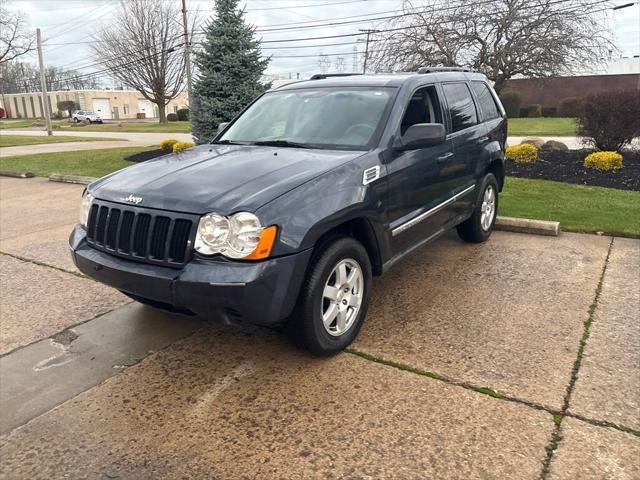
[470,82,501,122]
[442,83,478,132]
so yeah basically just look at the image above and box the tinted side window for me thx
[470,82,500,122]
[400,86,443,135]
[442,83,478,132]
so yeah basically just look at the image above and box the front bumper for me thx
[69,225,312,325]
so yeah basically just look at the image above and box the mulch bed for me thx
[125,149,168,163]
[506,149,640,191]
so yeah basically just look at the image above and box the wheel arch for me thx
[487,157,505,191]
[311,217,384,277]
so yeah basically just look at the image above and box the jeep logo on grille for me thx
[122,194,142,205]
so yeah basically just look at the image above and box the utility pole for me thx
[36,29,53,136]
[181,0,193,108]
[359,29,379,74]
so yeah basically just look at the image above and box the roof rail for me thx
[416,66,474,74]
[309,73,363,80]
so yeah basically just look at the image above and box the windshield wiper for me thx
[252,140,312,149]
[212,139,244,145]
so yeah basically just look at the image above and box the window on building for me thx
[174,105,178,113]
[470,82,500,122]
[123,105,129,115]
[442,83,478,132]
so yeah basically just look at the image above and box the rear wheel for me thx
[457,173,498,243]
[290,236,372,356]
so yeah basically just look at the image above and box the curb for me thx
[0,170,34,179]
[495,216,560,236]
[49,174,97,185]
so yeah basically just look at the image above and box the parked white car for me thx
[72,111,103,124]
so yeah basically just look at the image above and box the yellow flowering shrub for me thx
[172,141,195,154]
[583,151,623,172]
[506,143,538,164]
[160,139,179,151]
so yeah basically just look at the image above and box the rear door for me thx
[439,82,488,222]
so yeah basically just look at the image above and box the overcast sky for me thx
[9,0,640,83]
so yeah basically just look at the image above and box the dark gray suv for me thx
[70,68,507,355]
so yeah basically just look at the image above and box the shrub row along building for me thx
[0,89,189,120]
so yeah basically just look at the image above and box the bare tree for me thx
[0,0,35,64]
[91,0,195,123]
[0,61,101,93]
[370,0,616,93]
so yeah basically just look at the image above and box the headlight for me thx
[194,211,276,260]
[79,191,94,227]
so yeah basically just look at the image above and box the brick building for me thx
[502,73,640,108]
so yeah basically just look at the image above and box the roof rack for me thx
[416,66,474,74]
[309,73,363,80]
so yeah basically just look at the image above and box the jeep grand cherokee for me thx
[70,68,507,355]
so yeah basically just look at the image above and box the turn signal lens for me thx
[243,226,278,260]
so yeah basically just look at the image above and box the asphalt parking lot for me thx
[0,176,638,479]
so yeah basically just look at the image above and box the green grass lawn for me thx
[0,147,149,178]
[500,177,640,237]
[1,119,190,133]
[507,117,578,136]
[0,134,121,147]
[0,119,37,130]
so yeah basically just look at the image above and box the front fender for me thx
[257,159,386,257]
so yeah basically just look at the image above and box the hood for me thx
[90,144,364,214]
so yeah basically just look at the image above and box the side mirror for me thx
[394,123,446,151]
[217,122,229,133]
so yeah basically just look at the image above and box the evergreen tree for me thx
[191,0,269,143]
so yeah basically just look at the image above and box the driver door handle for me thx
[437,152,453,162]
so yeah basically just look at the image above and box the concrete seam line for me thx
[0,301,133,360]
[0,250,87,279]
[346,348,557,414]
[538,236,615,480]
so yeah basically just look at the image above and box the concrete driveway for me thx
[0,177,638,479]
[0,129,193,156]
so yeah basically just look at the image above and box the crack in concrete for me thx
[0,250,87,279]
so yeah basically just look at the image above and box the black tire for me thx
[290,236,372,356]
[74,117,79,123]
[457,173,499,243]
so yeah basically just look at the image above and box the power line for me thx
[22,0,618,86]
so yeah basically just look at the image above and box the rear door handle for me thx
[437,152,454,162]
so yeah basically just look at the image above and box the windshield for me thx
[218,87,394,150]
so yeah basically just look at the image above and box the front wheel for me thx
[290,237,372,356]
[457,173,499,243]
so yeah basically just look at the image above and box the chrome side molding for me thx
[391,184,475,236]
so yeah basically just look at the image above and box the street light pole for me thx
[181,0,193,107]
[36,28,53,136]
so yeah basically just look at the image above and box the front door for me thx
[385,85,454,256]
